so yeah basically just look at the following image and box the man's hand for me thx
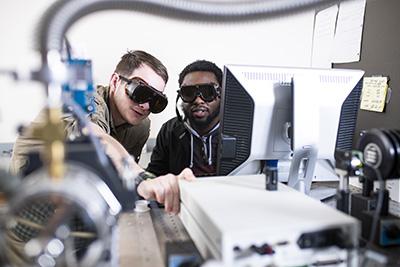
[85,122,196,213]
[137,168,195,214]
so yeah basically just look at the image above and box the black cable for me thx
[63,37,72,61]
[175,94,183,122]
[368,168,384,245]
[360,167,385,267]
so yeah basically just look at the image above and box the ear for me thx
[109,73,120,92]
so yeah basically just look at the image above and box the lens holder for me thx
[357,128,400,180]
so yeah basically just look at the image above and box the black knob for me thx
[385,224,400,240]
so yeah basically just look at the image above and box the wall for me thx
[334,0,400,143]
[0,0,49,143]
[0,0,317,143]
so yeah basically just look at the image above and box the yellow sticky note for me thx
[360,77,388,112]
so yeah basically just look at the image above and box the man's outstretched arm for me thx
[89,122,196,214]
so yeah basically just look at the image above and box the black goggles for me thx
[178,83,220,103]
[119,75,168,114]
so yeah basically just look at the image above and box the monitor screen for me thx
[216,65,364,184]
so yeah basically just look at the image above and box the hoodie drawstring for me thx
[208,134,213,165]
[184,122,219,167]
[190,134,194,168]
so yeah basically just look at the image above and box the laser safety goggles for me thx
[178,83,220,103]
[119,75,168,114]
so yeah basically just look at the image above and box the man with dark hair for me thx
[11,50,194,214]
[146,60,223,177]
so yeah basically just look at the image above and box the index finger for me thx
[178,168,196,181]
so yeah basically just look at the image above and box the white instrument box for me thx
[179,175,359,267]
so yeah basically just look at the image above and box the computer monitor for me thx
[217,65,364,195]
[216,65,293,176]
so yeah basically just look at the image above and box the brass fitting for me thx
[32,107,65,180]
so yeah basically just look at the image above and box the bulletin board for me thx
[334,0,400,145]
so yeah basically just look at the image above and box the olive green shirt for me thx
[10,85,150,175]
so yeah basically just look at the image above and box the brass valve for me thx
[32,107,65,180]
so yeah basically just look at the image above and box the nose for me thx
[139,102,150,111]
[193,95,205,104]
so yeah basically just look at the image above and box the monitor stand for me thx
[287,147,337,201]
[309,187,337,201]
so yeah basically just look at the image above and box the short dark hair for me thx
[178,60,223,87]
[114,50,168,83]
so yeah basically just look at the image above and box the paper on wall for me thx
[311,5,338,68]
[332,0,366,63]
[360,76,388,112]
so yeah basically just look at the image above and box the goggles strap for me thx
[175,94,183,121]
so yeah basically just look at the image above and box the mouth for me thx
[131,107,144,116]
[191,106,209,118]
